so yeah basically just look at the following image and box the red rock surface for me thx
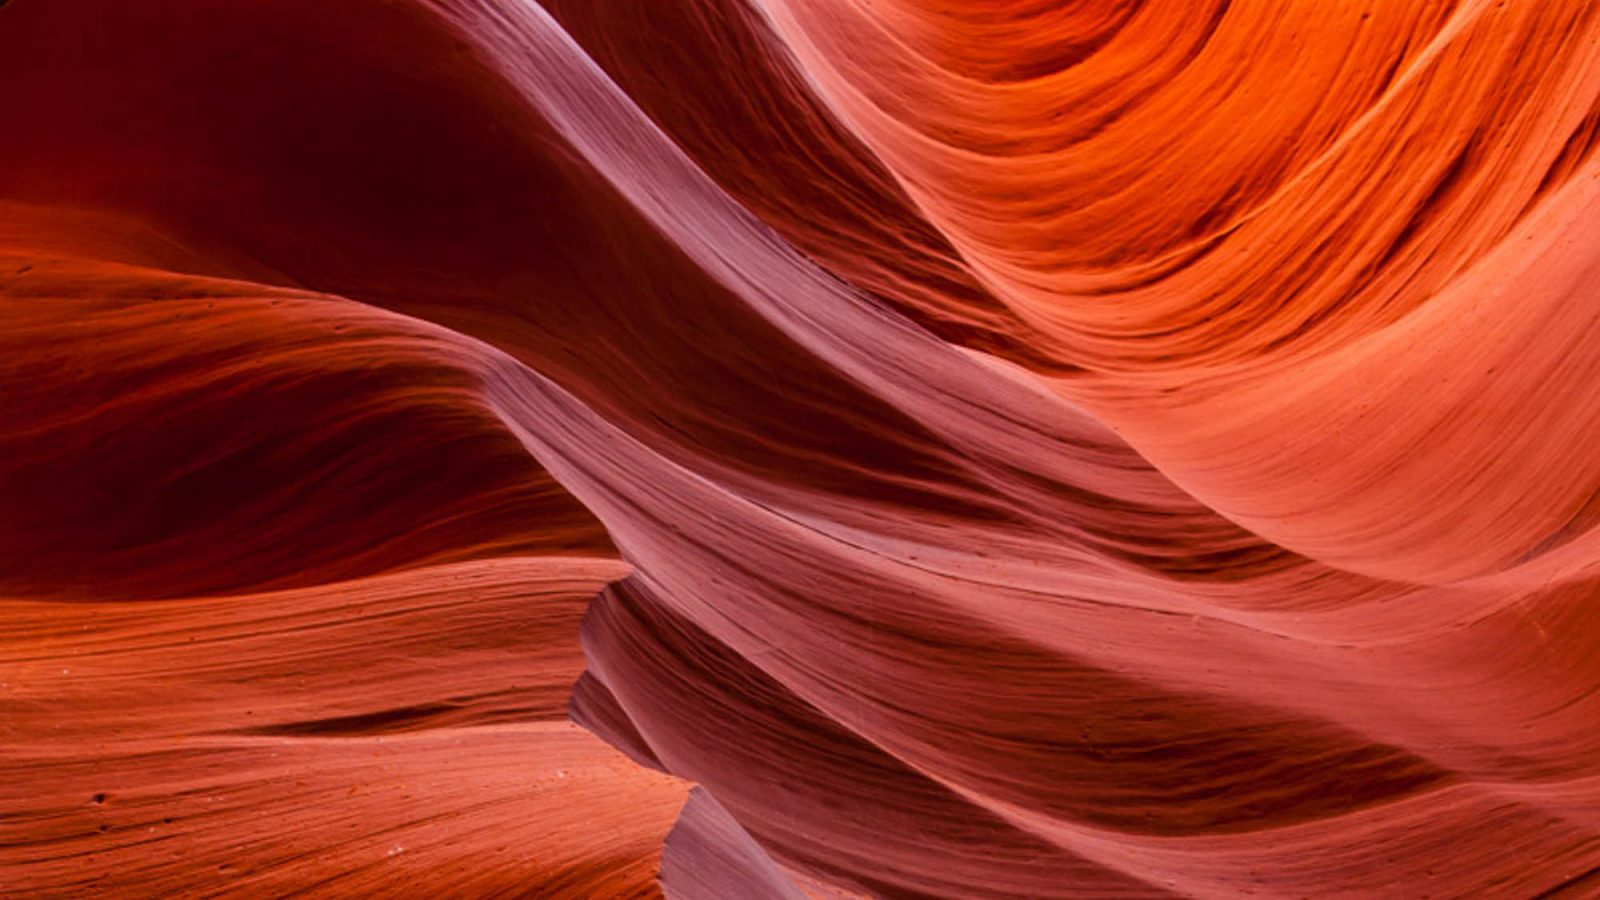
[4,0,1600,896]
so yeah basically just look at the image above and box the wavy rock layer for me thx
[4,0,1600,897]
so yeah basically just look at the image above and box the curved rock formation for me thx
[4,0,1600,896]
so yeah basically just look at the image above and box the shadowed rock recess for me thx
[5,1,1600,897]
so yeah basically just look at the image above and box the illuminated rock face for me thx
[4,0,1600,896]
